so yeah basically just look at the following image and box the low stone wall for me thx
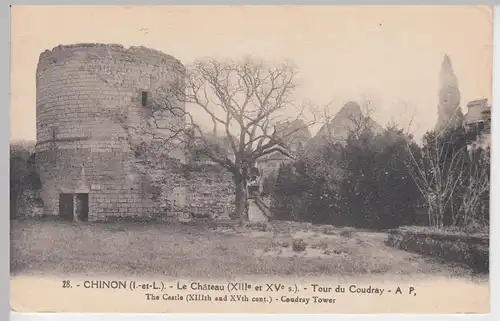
[385,227,489,273]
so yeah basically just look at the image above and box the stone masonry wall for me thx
[35,43,235,221]
[35,44,167,220]
[184,163,235,220]
[36,146,158,220]
[132,146,235,221]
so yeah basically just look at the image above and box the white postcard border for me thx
[4,1,499,320]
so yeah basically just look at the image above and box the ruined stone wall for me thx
[35,43,236,221]
[35,44,187,221]
[184,163,235,220]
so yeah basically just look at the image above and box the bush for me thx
[10,141,41,219]
[292,238,307,252]
[271,127,424,229]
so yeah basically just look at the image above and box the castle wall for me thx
[184,163,235,220]
[132,156,235,221]
[34,44,233,221]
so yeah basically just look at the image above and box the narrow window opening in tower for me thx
[51,126,57,140]
[141,91,149,107]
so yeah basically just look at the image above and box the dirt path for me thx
[248,199,268,222]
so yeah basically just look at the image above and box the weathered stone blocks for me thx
[35,43,235,221]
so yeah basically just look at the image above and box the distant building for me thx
[435,54,464,133]
[464,99,491,150]
[465,99,490,127]
[256,119,311,178]
[432,55,490,151]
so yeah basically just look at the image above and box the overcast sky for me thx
[10,5,492,143]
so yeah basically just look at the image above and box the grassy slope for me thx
[10,220,480,279]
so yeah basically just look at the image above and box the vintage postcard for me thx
[10,5,492,314]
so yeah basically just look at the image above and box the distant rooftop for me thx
[467,99,488,109]
[465,99,490,125]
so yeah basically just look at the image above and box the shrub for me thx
[292,238,307,252]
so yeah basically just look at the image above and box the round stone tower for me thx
[35,43,186,221]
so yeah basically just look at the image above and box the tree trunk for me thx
[233,176,249,224]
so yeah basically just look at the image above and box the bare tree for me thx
[406,131,466,228]
[148,57,321,222]
[457,148,490,228]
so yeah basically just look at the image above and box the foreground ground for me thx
[10,219,486,280]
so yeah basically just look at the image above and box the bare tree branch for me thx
[140,57,323,221]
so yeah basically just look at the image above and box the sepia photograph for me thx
[9,5,492,314]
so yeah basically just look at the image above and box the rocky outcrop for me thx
[307,101,384,150]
